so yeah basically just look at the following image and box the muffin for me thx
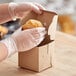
[22,19,43,30]
[0,25,8,39]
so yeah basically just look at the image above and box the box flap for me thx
[20,10,57,46]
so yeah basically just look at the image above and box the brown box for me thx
[18,10,58,72]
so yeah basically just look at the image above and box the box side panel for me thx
[48,15,58,40]
[38,15,58,72]
[18,47,39,71]
[38,44,52,72]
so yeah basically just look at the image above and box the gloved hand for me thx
[1,27,46,57]
[8,2,45,21]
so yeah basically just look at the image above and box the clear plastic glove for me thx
[1,27,46,57]
[8,2,45,20]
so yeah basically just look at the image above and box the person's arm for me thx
[0,2,44,24]
[0,2,45,62]
[0,27,46,61]
[0,43,8,61]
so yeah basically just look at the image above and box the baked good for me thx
[58,15,75,35]
[22,19,43,30]
[0,25,8,39]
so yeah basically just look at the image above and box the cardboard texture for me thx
[18,10,58,72]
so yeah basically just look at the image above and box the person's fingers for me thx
[23,27,46,33]
[23,2,44,14]
[23,27,46,39]
[33,3,45,10]
[34,27,46,33]
[29,3,42,14]
[31,30,46,40]
[31,27,46,39]
[18,2,45,14]
[34,36,44,45]
[31,27,46,45]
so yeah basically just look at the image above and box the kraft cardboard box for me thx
[18,10,58,72]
